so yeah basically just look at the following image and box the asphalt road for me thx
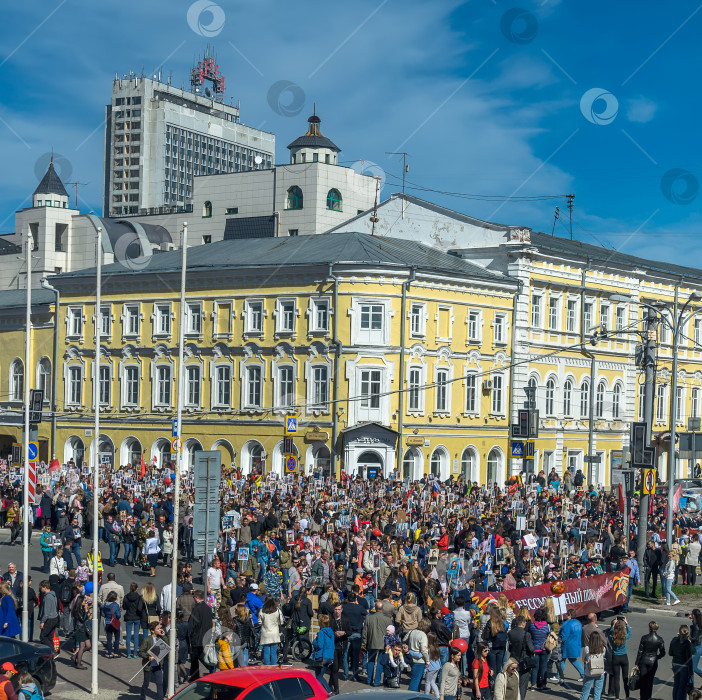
[0,529,687,700]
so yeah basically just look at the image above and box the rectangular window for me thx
[215,365,232,408]
[155,304,171,336]
[410,304,424,337]
[494,313,506,344]
[616,306,625,331]
[278,300,296,333]
[360,369,381,408]
[656,384,666,421]
[186,366,201,407]
[465,374,477,413]
[491,375,503,414]
[100,307,111,338]
[278,366,294,408]
[247,301,264,333]
[157,366,172,406]
[99,366,111,406]
[695,318,702,346]
[67,307,83,338]
[435,369,449,412]
[583,302,593,333]
[660,321,669,344]
[408,368,421,412]
[600,303,610,331]
[693,388,700,418]
[566,300,577,333]
[69,366,82,405]
[311,299,329,332]
[531,295,542,327]
[125,304,140,337]
[124,366,139,406]
[312,365,329,409]
[677,386,684,420]
[467,311,480,341]
[246,366,262,407]
[186,302,202,335]
[548,298,559,330]
[360,304,383,331]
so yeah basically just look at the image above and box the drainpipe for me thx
[580,260,596,483]
[328,264,341,477]
[41,277,60,459]
[397,267,417,475]
[507,279,523,476]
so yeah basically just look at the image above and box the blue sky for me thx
[1,0,701,264]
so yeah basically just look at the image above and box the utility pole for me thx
[637,307,658,567]
[386,151,409,218]
[566,194,575,240]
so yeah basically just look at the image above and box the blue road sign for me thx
[28,442,39,460]
[511,441,525,457]
[172,419,179,437]
[285,416,298,435]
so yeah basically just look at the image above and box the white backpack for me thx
[586,649,604,677]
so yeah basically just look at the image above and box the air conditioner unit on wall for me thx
[483,379,493,391]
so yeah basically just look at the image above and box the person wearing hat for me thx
[0,662,18,700]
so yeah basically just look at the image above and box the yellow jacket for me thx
[218,639,234,670]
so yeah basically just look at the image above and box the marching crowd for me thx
[0,464,701,700]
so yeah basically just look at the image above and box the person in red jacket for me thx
[437,526,450,551]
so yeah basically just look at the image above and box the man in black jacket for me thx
[342,591,367,681]
[643,542,662,598]
[329,602,352,692]
[187,590,214,681]
[508,617,535,699]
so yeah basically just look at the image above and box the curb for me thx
[629,605,687,617]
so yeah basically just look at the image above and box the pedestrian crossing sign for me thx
[284,415,298,435]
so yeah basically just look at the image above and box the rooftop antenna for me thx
[551,206,560,236]
[369,178,380,236]
[566,194,575,240]
[66,182,88,210]
[386,151,410,218]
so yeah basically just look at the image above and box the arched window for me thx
[286,186,303,210]
[402,449,417,480]
[10,359,23,402]
[545,378,556,416]
[430,449,442,476]
[613,383,622,419]
[126,438,142,468]
[487,448,501,485]
[528,376,538,410]
[563,379,573,416]
[37,358,51,401]
[580,379,590,418]
[596,381,606,418]
[326,188,342,211]
[202,201,212,218]
[461,447,477,482]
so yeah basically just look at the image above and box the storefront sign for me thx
[305,431,329,442]
[406,436,424,446]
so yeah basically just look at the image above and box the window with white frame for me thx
[616,306,626,331]
[123,365,139,407]
[545,378,556,416]
[154,303,171,336]
[99,365,111,406]
[531,295,542,327]
[100,306,111,338]
[310,299,329,333]
[124,304,140,337]
[580,380,590,418]
[276,299,296,334]
[360,369,381,408]
[155,365,172,407]
[465,373,477,413]
[311,365,329,410]
[186,365,201,407]
[467,310,480,342]
[354,300,388,345]
[548,298,559,330]
[566,299,578,333]
[186,302,202,336]
[659,319,669,344]
[600,303,610,332]
[67,366,82,406]
[613,383,622,419]
[408,367,422,412]
[37,358,51,401]
[693,387,700,418]
[656,383,666,421]
[10,359,23,401]
[245,300,264,334]
[596,381,606,418]
[493,313,506,344]
[245,365,263,408]
[563,379,573,416]
[491,374,504,414]
[214,365,232,408]
[583,302,594,333]
[677,386,684,421]
[435,368,449,413]
[360,304,383,332]
[410,303,425,337]
[695,318,702,346]
[277,366,294,409]
[67,306,83,339]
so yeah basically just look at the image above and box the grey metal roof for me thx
[0,237,22,256]
[0,288,55,309]
[287,133,341,152]
[33,162,68,197]
[223,215,276,240]
[54,231,512,284]
[529,231,702,281]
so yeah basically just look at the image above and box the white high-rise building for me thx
[103,62,275,217]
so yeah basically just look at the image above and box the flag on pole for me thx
[618,483,625,515]
[672,484,682,514]
[140,456,146,479]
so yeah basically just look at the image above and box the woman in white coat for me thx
[685,537,701,586]
[260,597,284,665]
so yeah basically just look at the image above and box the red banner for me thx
[473,567,630,617]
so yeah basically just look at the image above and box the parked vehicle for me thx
[0,638,56,694]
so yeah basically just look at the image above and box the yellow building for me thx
[41,231,518,481]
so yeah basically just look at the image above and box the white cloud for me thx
[626,97,657,123]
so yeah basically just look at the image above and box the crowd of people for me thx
[0,462,700,700]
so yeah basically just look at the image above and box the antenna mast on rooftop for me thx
[566,194,575,240]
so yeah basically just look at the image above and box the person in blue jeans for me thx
[407,620,431,691]
[529,609,551,689]
[39,526,54,574]
[559,609,584,683]
[606,618,631,698]
[581,633,606,700]
[122,582,145,658]
[313,615,335,693]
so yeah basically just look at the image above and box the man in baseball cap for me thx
[0,662,18,700]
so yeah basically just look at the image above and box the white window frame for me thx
[153,303,172,337]
[583,301,594,334]
[360,368,382,409]
[531,294,543,328]
[580,380,590,418]
[212,300,234,340]
[613,383,622,420]
[548,297,560,331]
[408,366,424,414]
[185,364,202,409]
[243,364,264,409]
[185,301,203,337]
[309,298,330,334]
[66,306,84,340]
[600,303,610,332]
[695,318,702,346]
[275,298,297,335]
[275,364,295,411]
[123,303,141,339]
[676,386,685,423]
[99,364,111,407]
[563,379,573,417]
[122,364,139,408]
[615,305,626,332]
[66,365,83,407]
[596,381,606,418]
[490,374,505,415]
[545,378,556,416]
[153,363,173,409]
[244,299,265,336]
[493,313,507,345]
[566,299,578,333]
[435,304,454,343]
[310,364,330,412]
[656,383,667,422]
[467,309,481,343]
[409,303,426,338]
[212,362,233,410]
[9,359,23,402]
[434,366,451,414]
[465,372,478,415]
[100,306,112,339]
[351,298,392,346]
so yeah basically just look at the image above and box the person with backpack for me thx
[101,591,122,658]
[508,616,535,699]
[16,671,42,700]
[482,606,509,680]
[39,526,54,575]
[123,582,146,659]
[312,614,335,693]
[581,631,606,700]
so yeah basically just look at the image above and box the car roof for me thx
[336,692,436,700]
[200,666,318,687]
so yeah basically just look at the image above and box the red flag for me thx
[672,484,682,514]
[140,456,146,479]
[618,483,625,515]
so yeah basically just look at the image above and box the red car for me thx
[169,667,329,700]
